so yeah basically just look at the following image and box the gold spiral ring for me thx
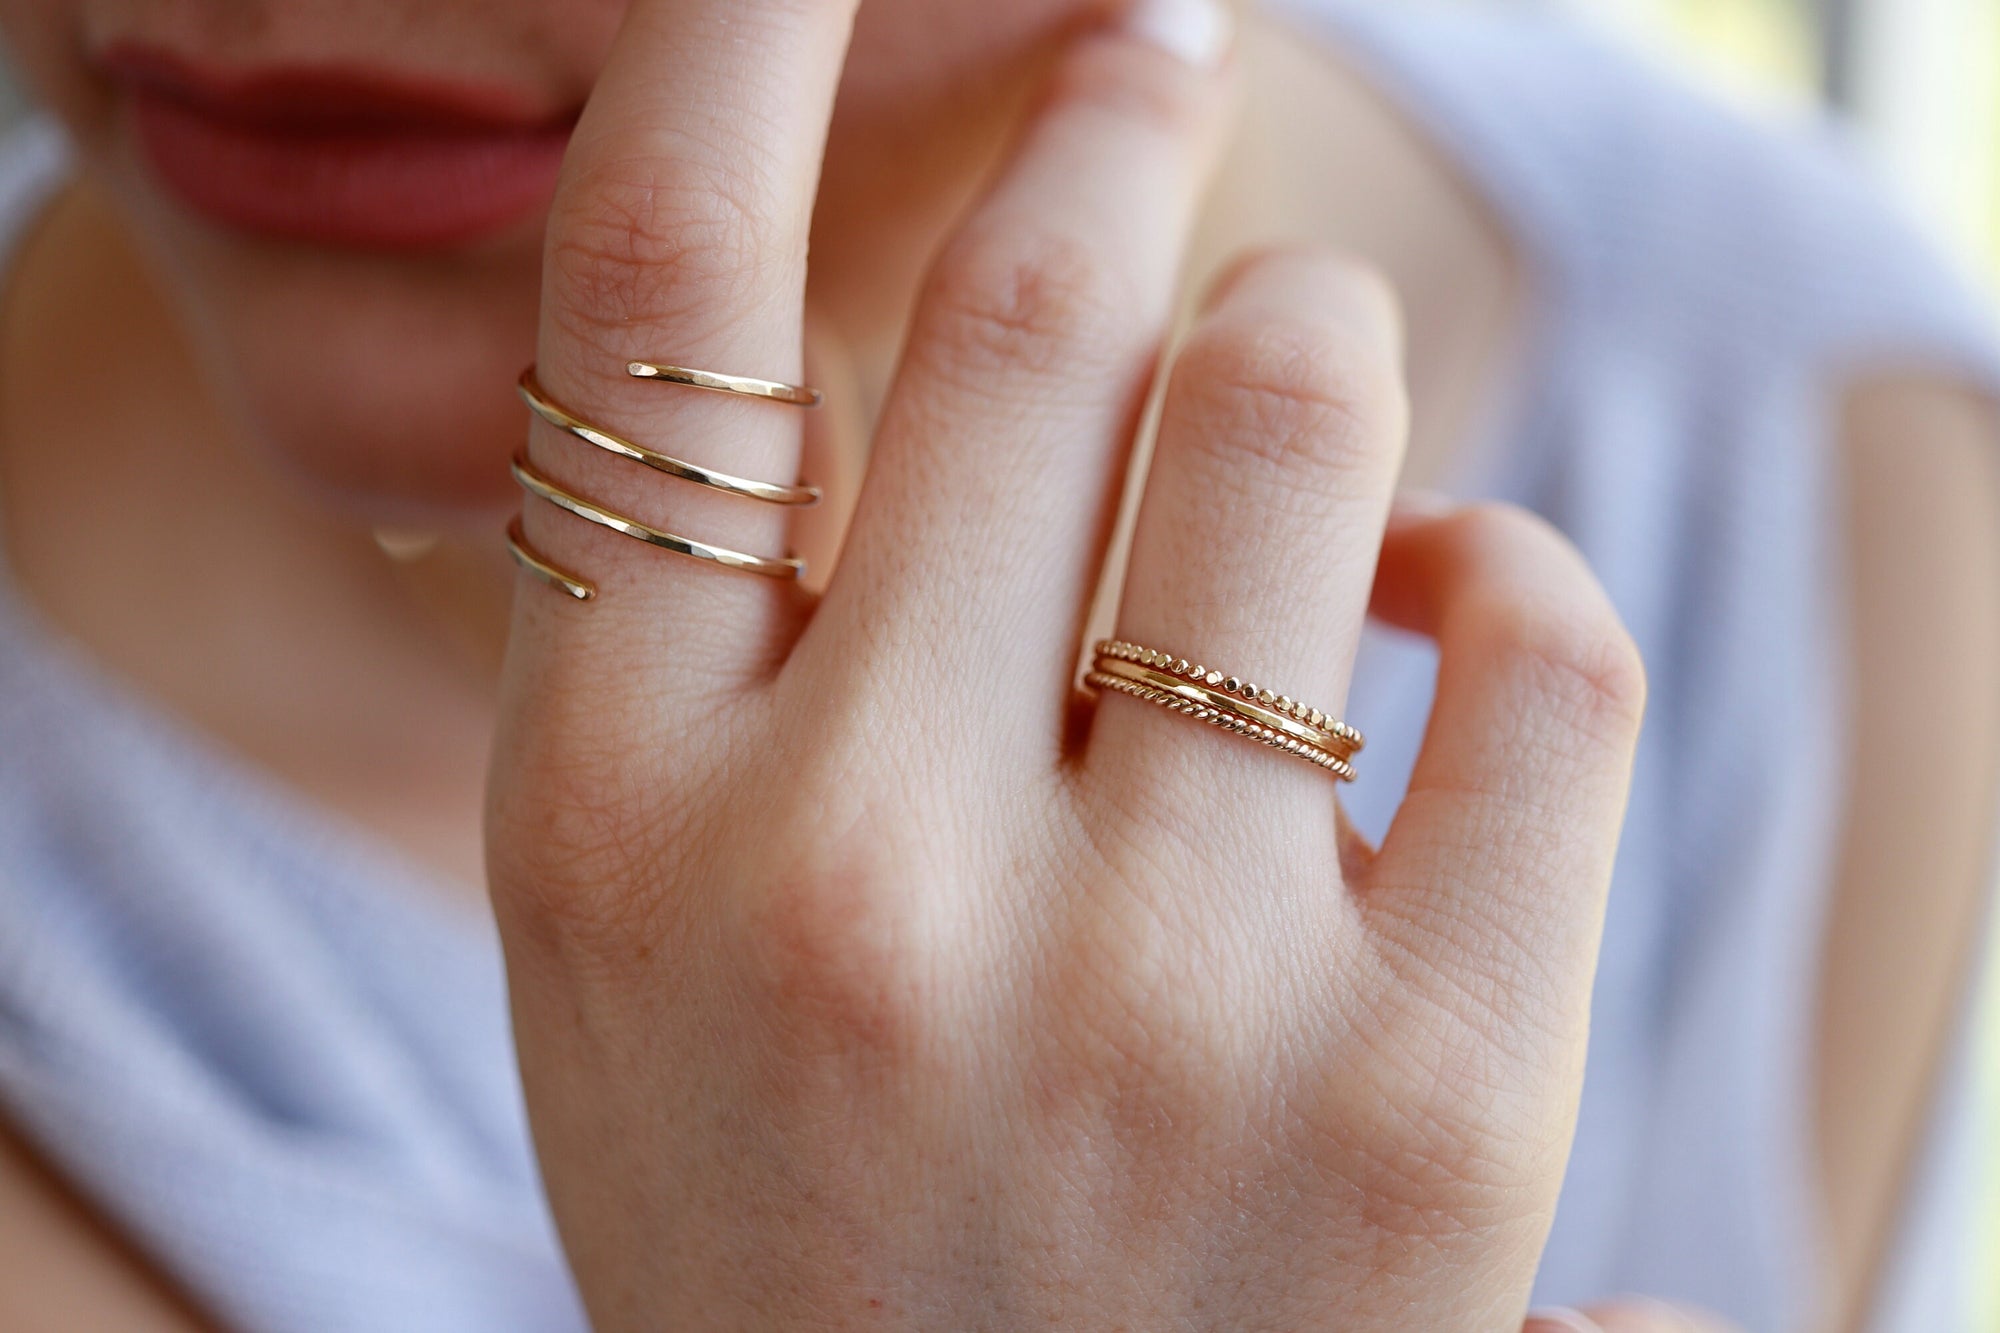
[626,360,824,407]
[518,369,820,506]
[511,456,805,582]
[505,516,596,602]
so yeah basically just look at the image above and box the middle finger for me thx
[806,1,1237,744]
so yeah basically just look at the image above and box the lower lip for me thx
[130,90,572,251]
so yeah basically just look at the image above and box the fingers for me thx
[1526,1301,1740,1333]
[1087,250,1408,798]
[1524,1311,1604,1333]
[807,3,1236,744]
[511,0,862,718]
[1364,502,1646,1019]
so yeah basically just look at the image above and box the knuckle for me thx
[545,152,792,344]
[485,749,674,972]
[1168,311,1406,490]
[1075,896,1224,1062]
[1498,604,1646,740]
[730,799,932,1068]
[1333,1089,1541,1259]
[738,876,924,1068]
[1039,937,1254,1160]
[1451,507,1648,740]
[1313,984,1557,1255]
[917,224,1133,381]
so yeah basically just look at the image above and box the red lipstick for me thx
[98,44,577,251]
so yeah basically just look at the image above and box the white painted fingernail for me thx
[1526,1311,1606,1333]
[1393,488,1457,518]
[1616,1296,1707,1331]
[1122,0,1234,69]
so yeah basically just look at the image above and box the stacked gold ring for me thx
[1086,639,1363,781]
[506,359,823,601]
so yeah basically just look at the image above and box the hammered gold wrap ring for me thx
[505,359,822,601]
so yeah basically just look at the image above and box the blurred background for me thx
[1565,0,2000,1322]
[1569,0,1999,287]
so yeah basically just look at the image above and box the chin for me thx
[136,190,547,525]
[232,336,535,528]
[0,0,1108,527]
[194,257,542,524]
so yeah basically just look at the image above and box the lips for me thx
[99,43,578,251]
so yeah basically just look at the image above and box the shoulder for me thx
[0,1118,211,1330]
[1816,371,2000,1327]
[1316,2,1997,370]
[1529,32,1993,372]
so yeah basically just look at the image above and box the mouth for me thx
[96,43,579,252]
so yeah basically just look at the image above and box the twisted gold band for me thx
[505,516,595,601]
[1086,673,1360,781]
[518,369,820,506]
[626,360,824,408]
[1086,640,1363,781]
[511,455,805,581]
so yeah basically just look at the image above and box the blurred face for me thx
[0,0,1097,519]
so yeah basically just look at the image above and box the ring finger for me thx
[806,2,1239,746]
[1088,250,1409,802]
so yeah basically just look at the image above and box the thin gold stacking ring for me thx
[1095,640,1364,751]
[626,360,824,407]
[518,369,821,506]
[511,455,805,581]
[1086,639,1364,781]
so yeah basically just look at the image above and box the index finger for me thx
[514,0,860,711]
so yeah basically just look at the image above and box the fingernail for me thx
[1392,486,1456,510]
[1610,1296,1705,1331]
[1392,486,1456,528]
[1526,1310,1605,1333]
[1122,0,1234,69]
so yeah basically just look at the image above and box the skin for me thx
[1818,377,2000,1327]
[0,0,1992,1328]
[485,10,1645,1325]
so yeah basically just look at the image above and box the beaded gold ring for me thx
[1087,640,1364,781]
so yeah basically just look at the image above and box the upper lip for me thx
[93,41,579,134]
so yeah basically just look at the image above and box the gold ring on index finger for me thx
[511,456,806,582]
[625,360,825,407]
[518,369,821,506]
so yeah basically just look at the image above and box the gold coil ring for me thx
[511,456,805,582]
[518,369,820,507]
[626,360,824,407]
[506,516,595,601]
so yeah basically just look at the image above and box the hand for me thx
[1527,1303,1739,1333]
[486,0,1646,1327]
